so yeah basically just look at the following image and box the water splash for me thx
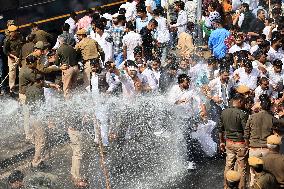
[0,92,216,188]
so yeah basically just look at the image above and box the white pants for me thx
[44,81,56,105]
[94,105,109,146]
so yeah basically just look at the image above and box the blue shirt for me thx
[208,28,230,59]
[155,0,161,7]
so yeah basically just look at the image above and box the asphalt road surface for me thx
[0,135,225,189]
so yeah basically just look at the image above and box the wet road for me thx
[0,96,225,189]
[0,137,225,189]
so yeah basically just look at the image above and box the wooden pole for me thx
[94,115,111,189]
[269,0,272,18]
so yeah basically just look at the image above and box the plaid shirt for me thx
[111,26,125,55]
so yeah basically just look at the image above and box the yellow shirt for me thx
[75,37,103,61]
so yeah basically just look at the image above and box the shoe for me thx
[30,161,51,171]
[9,91,17,98]
[72,177,89,188]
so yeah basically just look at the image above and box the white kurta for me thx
[122,31,142,60]
[90,32,113,63]
[172,10,188,36]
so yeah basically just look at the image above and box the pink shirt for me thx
[76,16,92,30]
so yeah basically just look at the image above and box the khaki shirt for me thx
[3,35,24,57]
[28,52,61,74]
[19,66,36,94]
[252,171,279,189]
[218,107,248,142]
[20,42,35,67]
[177,32,195,58]
[244,110,284,148]
[263,152,284,185]
[32,29,53,43]
[55,43,78,67]
[75,37,103,61]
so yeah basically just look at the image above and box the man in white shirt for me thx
[254,77,276,103]
[150,58,161,87]
[206,69,233,122]
[120,0,137,22]
[207,69,233,109]
[233,60,260,90]
[138,62,159,92]
[167,74,207,118]
[136,7,151,33]
[118,60,150,97]
[268,59,284,99]
[65,12,77,36]
[89,62,110,147]
[228,34,251,54]
[267,34,284,62]
[170,1,188,36]
[90,22,113,64]
[167,73,207,170]
[252,50,270,76]
[122,22,142,61]
[145,0,157,16]
[249,35,265,55]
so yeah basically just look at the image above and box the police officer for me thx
[19,41,60,104]
[19,55,39,141]
[30,23,53,44]
[3,25,24,95]
[75,29,105,90]
[218,94,249,189]
[55,36,79,99]
[245,94,284,160]
[245,94,281,157]
[248,156,278,189]
[24,55,60,170]
[27,41,61,75]
[262,135,284,188]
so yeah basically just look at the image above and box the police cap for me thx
[226,170,241,182]
[267,135,282,145]
[235,85,250,94]
[34,41,45,50]
[76,29,87,35]
[8,25,18,32]
[248,156,264,167]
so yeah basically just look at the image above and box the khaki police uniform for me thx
[32,29,53,43]
[55,43,79,98]
[219,106,249,189]
[263,135,284,188]
[3,25,23,92]
[75,29,104,89]
[249,156,278,189]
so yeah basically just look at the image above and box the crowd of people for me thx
[1,0,284,188]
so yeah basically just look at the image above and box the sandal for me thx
[71,176,89,188]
